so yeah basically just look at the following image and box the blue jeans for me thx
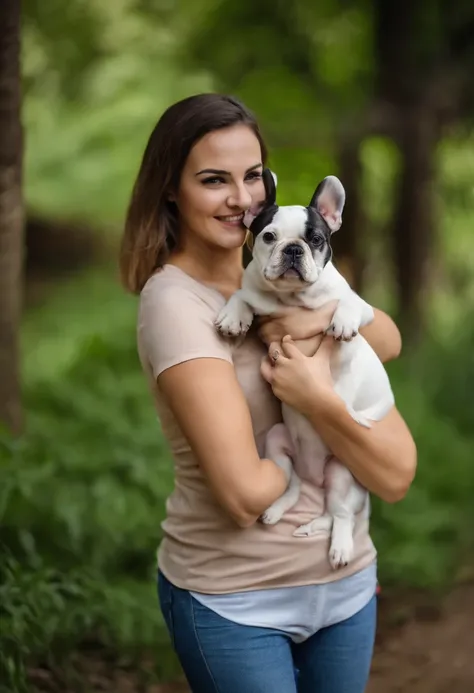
[158,571,377,693]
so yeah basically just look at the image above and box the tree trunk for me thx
[0,0,24,434]
[373,0,439,342]
[391,108,438,340]
[331,135,366,293]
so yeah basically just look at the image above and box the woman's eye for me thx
[245,171,262,182]
[202,171,262,186]
[202,176,225,185]
[263,231,276,243]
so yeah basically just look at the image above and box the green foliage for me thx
[0,553,173,692]
[372,353,474,588]
[22,0,213,226]
[0,272,178,690]
[180,0,372,103]
[19,0,375,228]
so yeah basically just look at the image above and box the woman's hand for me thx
[257,301,339,346]
[258,302,402,364]
[261,334,416,503]
[261,335,339,416]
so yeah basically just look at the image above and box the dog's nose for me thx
[283,244,304,258]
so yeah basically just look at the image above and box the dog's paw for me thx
[329,535,354,570]
[215,302,254,337]
[326,305,361,341]
[260,501,286,525]
[293,514,332,537]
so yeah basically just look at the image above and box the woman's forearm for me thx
[305,395,417,502]
[288,306,402,361]
[274,308,401,363]
[360,308,402,363]
[258,304,402,364]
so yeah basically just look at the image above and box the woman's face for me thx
[175,124,265,251]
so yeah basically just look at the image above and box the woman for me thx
[120,93,416,693]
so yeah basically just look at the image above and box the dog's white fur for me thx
[215,174,395,570]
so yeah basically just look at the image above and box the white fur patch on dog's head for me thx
[248,175,346,290]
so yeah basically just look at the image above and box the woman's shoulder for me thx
[140,264,225,317]
[138,265,233,377]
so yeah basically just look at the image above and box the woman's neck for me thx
[169,245,244,297]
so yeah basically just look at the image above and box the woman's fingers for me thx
[280,335,305,360]
[269,335,337,370]
[260,356,273,383]
[268,341,287,364]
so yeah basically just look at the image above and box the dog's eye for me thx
[262,231,276,243]
[311,235,324,247]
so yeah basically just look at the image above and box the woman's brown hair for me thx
[119,93,268,294]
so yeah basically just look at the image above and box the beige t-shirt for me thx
[137,264,376,594]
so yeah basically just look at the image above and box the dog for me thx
[215,168,395,569]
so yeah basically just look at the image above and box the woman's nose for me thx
[227,183,252,209]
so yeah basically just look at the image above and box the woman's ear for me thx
[166,187,177,203]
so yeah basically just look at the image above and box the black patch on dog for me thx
[249,204,279,238]
[304,207,333,266]
[248,167,278,237]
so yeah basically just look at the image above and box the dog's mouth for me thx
[280,254,307,279]
[263,246,316,284]
[269,262,308,283]
[281,267,303,279]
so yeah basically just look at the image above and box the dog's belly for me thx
[282,404,329,485]
[337,337,395,420]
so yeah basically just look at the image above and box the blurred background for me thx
[1,1,474,691]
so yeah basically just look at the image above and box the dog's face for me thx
[245,170,345,290]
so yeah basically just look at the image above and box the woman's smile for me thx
[215,213,245,228]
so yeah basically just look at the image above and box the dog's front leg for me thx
[215,290,255,337]
[260,423,301,525]
[326,295,374,341]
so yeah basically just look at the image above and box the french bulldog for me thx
[215,169,395,569]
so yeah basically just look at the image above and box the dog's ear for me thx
[309,175,345,233]
[243,168,277,229]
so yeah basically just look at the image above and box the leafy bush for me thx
[0,319,177,690]
[372,363,474,588]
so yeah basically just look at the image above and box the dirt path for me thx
[29,583,474,693]
[367,582,474,692]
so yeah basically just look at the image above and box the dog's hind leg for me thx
[293,513,333,537]
[260,423,301,525]
[295,458,367,567]
[325,458,367,570]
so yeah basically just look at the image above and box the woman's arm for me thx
[360,308,402,363]
[258,303,402,363]
[304,395,416,503]
[261,336,417,503]
[158,358,288,527]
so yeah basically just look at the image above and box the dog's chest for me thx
[278,293,310,307]
[277,282,335,311]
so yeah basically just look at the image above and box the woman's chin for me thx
[216,228,247,249]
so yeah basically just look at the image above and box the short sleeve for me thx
[138,280,233,379]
